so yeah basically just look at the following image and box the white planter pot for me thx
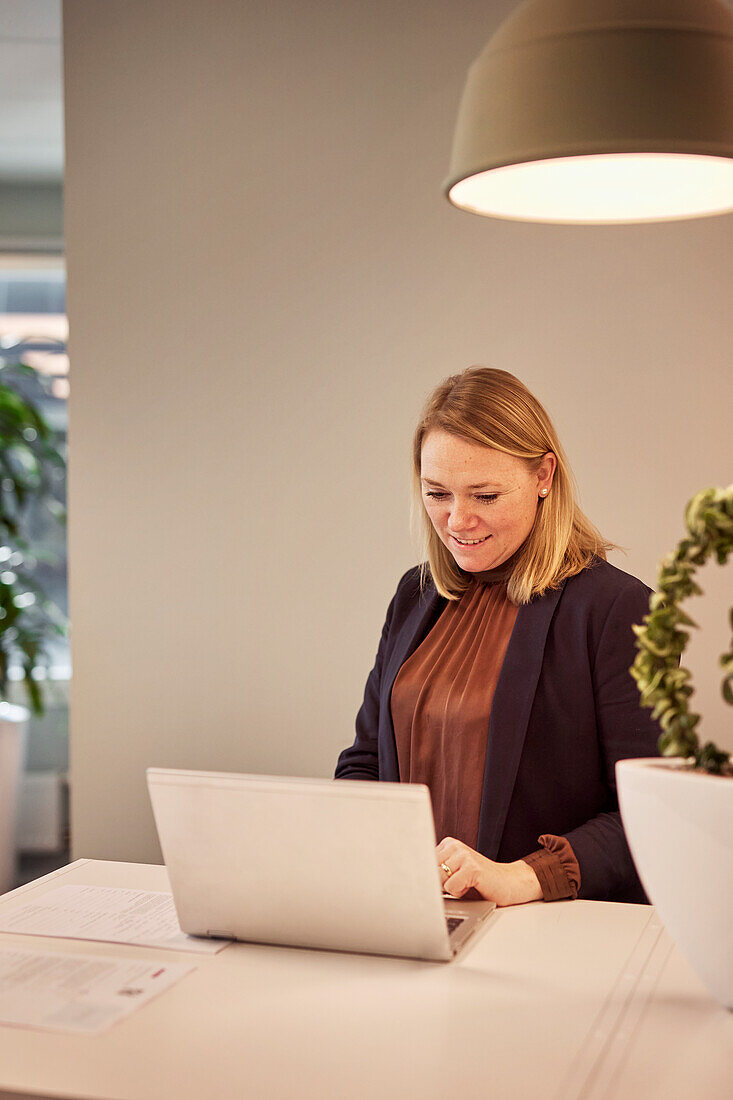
[0,702,30,895]
[616,757,733,1010]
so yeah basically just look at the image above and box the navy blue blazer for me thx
[335,558,661,903]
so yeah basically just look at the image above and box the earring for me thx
[539,488,549,497]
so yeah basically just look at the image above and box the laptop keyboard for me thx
[446,915,466,936]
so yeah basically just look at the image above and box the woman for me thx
[335,367,660,905]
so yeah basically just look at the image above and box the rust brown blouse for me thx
[390,575,580,901]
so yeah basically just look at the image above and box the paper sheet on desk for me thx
[0,945,193,1034]
[0,885,232,954]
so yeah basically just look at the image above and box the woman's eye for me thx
[424,490,498,504]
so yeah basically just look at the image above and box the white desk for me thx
[0,859,730,1100]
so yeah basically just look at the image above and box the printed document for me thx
[0,885,231,954]
[0,946,193,1034]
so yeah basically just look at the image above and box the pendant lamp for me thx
[445,0,733,223]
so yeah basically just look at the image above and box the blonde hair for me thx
[412,367,616,605]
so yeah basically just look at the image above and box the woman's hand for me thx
[437,837,542,907]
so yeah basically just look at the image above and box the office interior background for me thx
[1,0,731,871]
[0,0,68,882]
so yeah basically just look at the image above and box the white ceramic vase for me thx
[0,701,30,895]
[616,756,733,1010]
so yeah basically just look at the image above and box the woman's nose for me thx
[448,500,476,531]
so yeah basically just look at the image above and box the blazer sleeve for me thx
[334,589,398,781]
[563,579,662,901]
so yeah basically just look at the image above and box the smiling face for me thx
[420,429,556,572]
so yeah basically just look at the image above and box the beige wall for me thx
[64,0,733,863]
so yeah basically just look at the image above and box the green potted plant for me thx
[616,485,733,1009]
[0,361,66,893]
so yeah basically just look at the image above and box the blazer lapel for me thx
[476,583,565,859]
[378,580,444,782]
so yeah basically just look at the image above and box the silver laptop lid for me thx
[147,768,455,960]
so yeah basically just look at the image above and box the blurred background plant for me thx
[0,360,67,714]
[631,485,733,776]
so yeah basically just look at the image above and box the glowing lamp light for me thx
[445,0,733,224]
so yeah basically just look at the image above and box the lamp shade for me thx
[445,0,733,223]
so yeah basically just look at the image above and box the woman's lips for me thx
[450,534,491,547]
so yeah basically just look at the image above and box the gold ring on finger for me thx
[440,861,453,877]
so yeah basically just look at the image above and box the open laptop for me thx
[146,768,495,962]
